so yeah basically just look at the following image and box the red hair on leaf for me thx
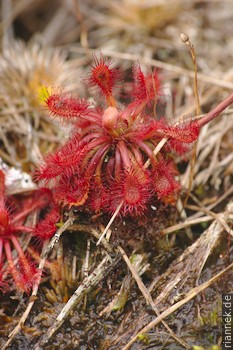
[42,88,102,125]
[85,53,122,107]
[36,53,233,220]
[54,175,89,208]
[109,167,152,216]
[131,64,161,105]
[33,207,60,244]
[152,158,180,205]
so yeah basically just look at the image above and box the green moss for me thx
[137,333,149,344]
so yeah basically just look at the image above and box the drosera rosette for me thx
[36,53,233,218]
[0,169,60,293]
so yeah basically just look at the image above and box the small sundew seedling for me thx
[37,53,233,217]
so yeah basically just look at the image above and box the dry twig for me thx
[121,261,233,350]
[118,246,190,349]
[34,253,121,350]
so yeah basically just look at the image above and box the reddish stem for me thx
[130,145,143,166]
[11,225,33,233]
[137,141,156,167]
[0,238,3,263]
[0,171,9,228]
[118,141,131,169]
[11,235,26,258]
[11,205,39,224]
[87,144,109,174]
[4,239,15,272]
[115,147,122,182]
[197,92,233,127]
[4,238,25,291]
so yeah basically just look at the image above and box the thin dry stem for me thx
[68,224,113,253]
[187,185,233,221]
[141,203,233,338]
[161,215,214,235]
[189,193,233,236]
[121,261,233,350]
[96,200,123,245]
[118,246,189,349]
[181,34,200,207]
[34,254,121,350]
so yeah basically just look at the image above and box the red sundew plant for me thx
[0,170,60,293]
[37,54,233,217]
